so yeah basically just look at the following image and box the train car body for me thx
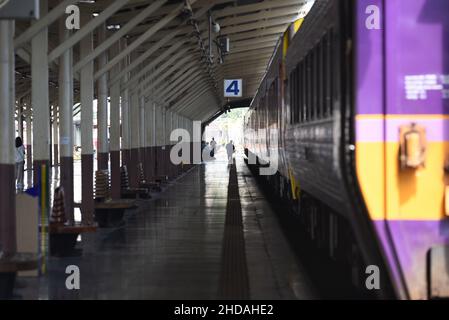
[244,0,449,299]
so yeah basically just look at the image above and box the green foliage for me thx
[220,108,249,121]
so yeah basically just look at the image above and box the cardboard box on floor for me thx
[16,193,39,277]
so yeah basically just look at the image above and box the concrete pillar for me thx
[18,102,24,138]
[189,118,197,166]
[58,22,74,222]
[155,105,164,177]
[80,11,95,224]
[25,106,32,172]
[109,41,121,200]
[139,96,145,168]
[32,0,50,187]
[170,112,177,176]
[0,20,17,255]
[97,24,109,171]
[161,108,168,178]
[121,40,130,169]
[144,100,154,181]
[52,106,59,166]
[129,92,140,187]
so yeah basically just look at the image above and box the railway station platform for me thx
[2,0,449,303]
[13,151,316,300]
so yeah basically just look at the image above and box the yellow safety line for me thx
[40,164,47,275]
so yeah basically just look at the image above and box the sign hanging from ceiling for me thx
[224,79,243,98]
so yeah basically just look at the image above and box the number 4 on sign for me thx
[227,81,239,95]
[224,79,242,98]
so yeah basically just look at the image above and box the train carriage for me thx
[244,0,449,299]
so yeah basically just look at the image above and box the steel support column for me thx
[139,96,146,178]
[144,100,155,181]
[165,110,172,178]
[109,42,121,200]
[80,11,95,225]
[52,106,59,167]
[32,0,50,187]
[58,21,74,222]
[25,107,32,175]
[155,105,165,178]
[121,40,130,170]
[129,93,140,188]
[97,24,109,171]
[0,20,17,255]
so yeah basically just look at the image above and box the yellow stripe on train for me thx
[283,18,304,59]
[356,141,448,220]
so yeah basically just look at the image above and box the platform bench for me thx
[0,253,39,299]
[94,200,138,228]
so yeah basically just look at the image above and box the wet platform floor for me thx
[16,151,316,300]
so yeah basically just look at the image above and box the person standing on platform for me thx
[210,138,217,158]
[15,137,25,191]
[226,140,235,165]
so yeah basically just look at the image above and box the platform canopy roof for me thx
[14,0,314,122]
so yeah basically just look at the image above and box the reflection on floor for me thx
[15,151,316,300]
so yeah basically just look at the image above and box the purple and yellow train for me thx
[244,0,449,299]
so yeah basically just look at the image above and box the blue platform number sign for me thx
[224,79,242,98]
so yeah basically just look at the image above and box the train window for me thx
[269,80,278,126]
[322,33,328,118]
[310,50,315,121]
[301,60,306,122]
[273,78,279,123]
[298,62,303,123]
[328,30,334,117]
[317,39,323,119]
[289,71,294,125]
[269,83,272,125]
[302,56,309,122]
[291,69,296,124]
[307,54,312,122]
[309,53,313,121]
[294,66,300,124]
[296,68,300,124]
[261,98,264,129]
[312,46,318,120]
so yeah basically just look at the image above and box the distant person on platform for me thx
[226,141,235,165]
[210,138,217,158]
[15,137,25,191]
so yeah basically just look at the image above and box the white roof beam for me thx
[215,0,304,18]
[48,0,131,63]
[94,2,188,81]
[72,0,170,71]
[127,45,193,91]
[109,28,181,86]
[139,55,198,98]
[118,41,188,90]
[165,77,209,107]
[14,0,79,49]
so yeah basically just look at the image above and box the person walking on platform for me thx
[15,136,25,191]
[210,138,217,158]
[226,140,235,165]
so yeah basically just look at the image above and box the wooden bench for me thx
[137,163,163,192]
[121,165,151,199]
[121,187,151,199]
[95,199,137,228]
[0,253,39,299]
[140,181,162,192]
[48,187,97,257]
[43,223,97,257]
